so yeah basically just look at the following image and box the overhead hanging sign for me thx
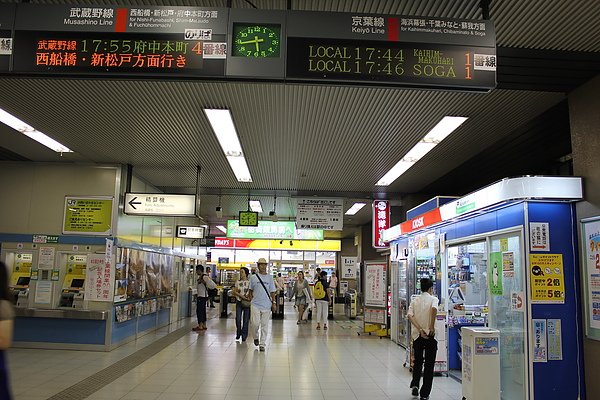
[286,11,496,91]
[213,237,341,251]
[0,4,15,72]
[296,197,344,230]
[176,225,206,239]
[11,4,228,77]
[372,200,390,248]
[124,193,196,216]
[226,220,323,240]
[63,196,113,235]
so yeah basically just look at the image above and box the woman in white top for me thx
[193,265,217,332]
[231,267,251,341]
[329,271,338,297]
[292,271,309,324]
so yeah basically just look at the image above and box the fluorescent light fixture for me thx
[204,108,252,182]
[345,202,367,215]
[0,107,72,153]
[249,200,263,213]
[376,116,468,186]
[216,225,227,233]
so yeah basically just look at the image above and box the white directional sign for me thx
[176,226,206,239]
[296,197,344,230]
[124,193,196,216]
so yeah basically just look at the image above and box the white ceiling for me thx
[0,0,598,237]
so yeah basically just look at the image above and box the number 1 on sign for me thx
[465,53,472,80]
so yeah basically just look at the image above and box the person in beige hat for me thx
[247,258,276,351]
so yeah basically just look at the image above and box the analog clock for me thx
[239,211,259,226]
[232,23,281,58]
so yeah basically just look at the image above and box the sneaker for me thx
[254,339,259,346]
[236,335,241,340]
[419,397,429,400]
[411,386,419,396]
[324,325,328,330]
[259,345,265,351]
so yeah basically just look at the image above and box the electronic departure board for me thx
[286,37,496,90]
[12,30,226,76]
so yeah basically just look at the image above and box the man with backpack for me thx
[313,270,330,330]
[247,258,276,351]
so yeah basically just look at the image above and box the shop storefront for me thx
[385,176,585,400]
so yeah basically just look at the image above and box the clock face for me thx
[239,211,259,226]
[232,24,281,58]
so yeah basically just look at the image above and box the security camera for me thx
[215,206,223,218]
[269,210,278,221]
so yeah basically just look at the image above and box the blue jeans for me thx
[196,296,207,324]
[236,301,250,340]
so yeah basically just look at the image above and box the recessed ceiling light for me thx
[376,116,468,186]
[216,225,227,233]
[249,200,263,213]
[345,202,367,215]
[0,107,72,153]
[204,108,252,182]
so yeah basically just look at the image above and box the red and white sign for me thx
[214,238,253,248]
[372,200,390,248]
[400,208,443,234]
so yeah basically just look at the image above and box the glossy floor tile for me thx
[6,304,461,399]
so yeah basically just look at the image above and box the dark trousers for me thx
[235,301,251,340]
[196,296,207,324]
[0,351,12,400]
[410,336,438,398]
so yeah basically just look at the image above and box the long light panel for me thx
[345,202,366,215]
[204,108,252,182]
[249,200,263,212]
[376,116,468,186]
[0,107,72,153]
[216,225,227,233]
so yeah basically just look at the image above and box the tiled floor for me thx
[6,305,461,400]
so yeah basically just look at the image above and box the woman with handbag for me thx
[232,267,252,341]
[292,271,309,324]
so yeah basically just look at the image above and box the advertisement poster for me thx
[489,252,503,295]
[161,254,173,295]
[475,337,499,355]
[547,319,563,361]
[529,254,565,303]
[34,280,52,304]
[365,263,386,307]
[38,246,55,270]
[342,256,357,279]
[533,319,548,362]
[145,252,161,297]
[502,251,515,278]
[85,254,114,302]
[582,217,600,341]
[127,249,145,299]
[511,291,525,312]
[530,222,550,251]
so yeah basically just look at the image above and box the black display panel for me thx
[286,37,496,91]
[12,30,226,77]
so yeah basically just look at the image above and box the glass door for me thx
[488,232,527,400]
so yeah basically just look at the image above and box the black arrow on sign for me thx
[128,196,142,210]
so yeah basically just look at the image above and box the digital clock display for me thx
[12,30,227,77]
[286,37,496,90]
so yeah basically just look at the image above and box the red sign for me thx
[400,208,443,234]
[214,237,254,248]
[372,200,390,249]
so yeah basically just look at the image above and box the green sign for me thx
[63,197,113,235]
[226,220,323,240]
[489,251,503,295]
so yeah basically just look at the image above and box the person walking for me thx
[0,262,15,400]
[328,271,338,297]
[205,266,216,308]
[292,271,309,324]
[232,267,251,342]
[407,278,439,400]
[193,265,217,332]
[313,270,330,330]
[248,258,276,351]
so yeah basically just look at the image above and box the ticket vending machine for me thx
[58,254,87,308]
[2,250,36,307]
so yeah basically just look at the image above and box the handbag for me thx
[241,299,252,308]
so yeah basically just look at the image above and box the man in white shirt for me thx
[407,278,439,400]
[248,258,276,351]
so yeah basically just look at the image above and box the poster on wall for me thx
[547,319,563,361]
[85,254,114,302]
[581,217,600,341]
[161,254,173,294]
[62,196,113,235]
[502,252,514,278]
[365,262,386,307]
[145,252,161,297]
[489,252,503,295]
[530,222,550,251]
[342,256,357,279]
[38,246,55,270]
[529,254,565,304]
[533,319,548,362]
[127,249,145,299]
[114,248,128,302]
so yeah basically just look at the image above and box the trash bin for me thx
[187,288,197,318]
[461,327,500,400]
[219,287,230,318]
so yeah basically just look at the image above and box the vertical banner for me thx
[489,251,503,295]
[533,319,548,362]
[529,254,565,303]
[530,222,550,251]
[85,253,114,302]
[582,217,600,341]
[365,262,386,307]
[372,200,390,248]
[341,256,357,279]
